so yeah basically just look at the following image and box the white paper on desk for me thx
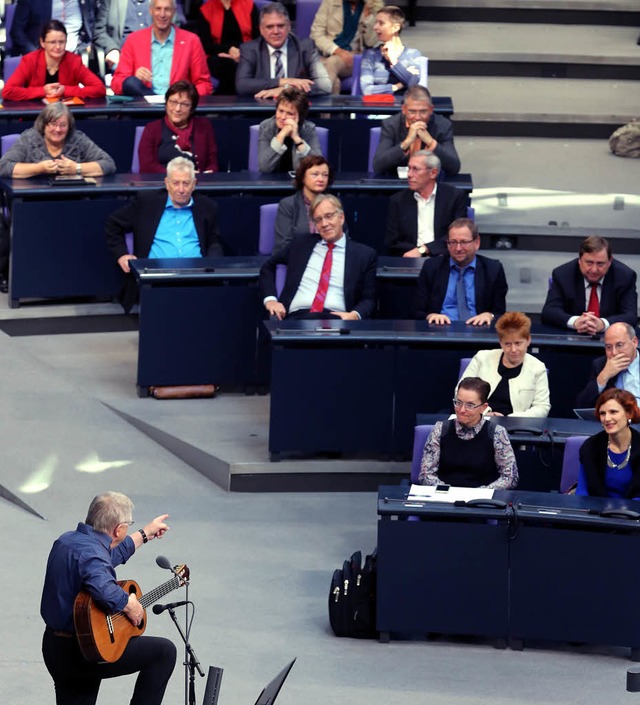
[144,95,166,104]
[408,484,494,503]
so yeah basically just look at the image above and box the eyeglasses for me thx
[118,520,135,529]
[312,210,340,226]
[452,398,484,411]
[446,239,476,248]
[605,341,632,353]
[167,99,192,110]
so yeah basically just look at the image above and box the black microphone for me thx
[156,555,172,570]
[152,601,190,615]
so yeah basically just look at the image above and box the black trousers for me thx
[42,629,176,705]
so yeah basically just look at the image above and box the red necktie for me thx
[587,283,600,317]
[310,243,335,313]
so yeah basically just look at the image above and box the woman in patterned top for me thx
[419,376,519,488]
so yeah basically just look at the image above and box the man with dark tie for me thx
[386,150,469,258]
[576,322,640,408]
[235,1,331,98]
[259,194,377,320]
[541,235,638,334]
[415,218,508,326]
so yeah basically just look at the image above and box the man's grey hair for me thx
[149,0,177,8]
[166,156,196,181]
[310,193,343,216]
[411,150,441,172]
[86,492,134,534]
[259,2,290,23]
[403,85,432,106]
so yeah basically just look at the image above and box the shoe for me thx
[0,277,7,294]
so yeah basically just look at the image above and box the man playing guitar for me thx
[40,491,176,705]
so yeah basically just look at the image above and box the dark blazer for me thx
[235,34,331,96]
[579,427,640,498]
[372,112,461,177]
[575,352,639,408]
[415,253,508,320]
[11,0,95,55]
[105,190,223,261]
[386,184,469,257]
[259,233,377,319]
[541,258,638,329]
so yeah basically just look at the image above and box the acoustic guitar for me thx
[73,563,189,663]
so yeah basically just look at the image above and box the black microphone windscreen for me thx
[156,555,171,570]
[152,604,164,615]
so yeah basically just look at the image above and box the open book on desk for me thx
[408,484,494,503]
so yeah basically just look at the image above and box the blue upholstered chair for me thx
[248,124,329,172]
[560,436,587,493]
[367,127,381,173]
[459,358,472,380]
[411,424,434,484]
[130,125,145,174]
[1,133,19,155]
[259,203,279,255]
[295,0,321,39]
[3,55,21,82]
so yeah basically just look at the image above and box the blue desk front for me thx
[377,485,640,657]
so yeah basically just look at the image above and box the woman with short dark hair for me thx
[576,388,640,498]
[138,81,219,173]
[273,155,334,252]
[0,102,115,178]
[257,87,322,173]
[419,376,519,488]
[2,20,106,102]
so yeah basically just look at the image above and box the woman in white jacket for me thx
[460,311,551,418]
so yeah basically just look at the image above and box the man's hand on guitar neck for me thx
[132,514,170,549]
[123,593,144,626]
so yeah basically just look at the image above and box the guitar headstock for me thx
[174,564,190,585]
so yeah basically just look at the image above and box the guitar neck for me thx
[138,574,183,610]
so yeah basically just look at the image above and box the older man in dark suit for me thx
[416,218,508,325]
[541,235,638,334]
[236,1,331,98]
[105,156,223,309]
[373,84,460,177]
[386,150,468,258]
[260,194,377,320]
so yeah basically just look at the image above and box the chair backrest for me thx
[248,124,329,172]
[560,436,587,493]
[4,3,15,56]
[275,263,286,297]
[259,203,279,255]
[458,357,472,380]
[367,127,381,173]
[131,125,146,174]
[467,206,475,221]
[411,424,434,483]
[296,0,322,39]
[3,55,21,82]
[1,133,19,155]
[416,55,428,88]
[349,53,363,96]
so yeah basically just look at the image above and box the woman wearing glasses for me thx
[576,388,640,498]
[257,87,322,174]
[459,311,551,418]
[2,20,106,102]
[138,81,219,173]
[418,376,518,488]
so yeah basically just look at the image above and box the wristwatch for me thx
[75,163,82,175]
[418,245,428,256]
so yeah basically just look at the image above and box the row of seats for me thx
[411,424,585,492]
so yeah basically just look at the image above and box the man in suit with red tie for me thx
[259,194,377,319]
[541,235,638,334]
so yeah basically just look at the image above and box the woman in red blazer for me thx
[2,20,106,102]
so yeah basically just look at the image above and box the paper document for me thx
[144,95,166,104]
[408,484,494,503]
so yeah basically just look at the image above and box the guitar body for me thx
[74,580,146,663]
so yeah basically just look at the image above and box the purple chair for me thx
[1,133,19,154]
[411,424,434,483]
[560,436,587,493]
[131,125,145,174]
[259,203,279,255]
[346,53,362,96]
[275,264,286,297]
[367,127,381,173]
[4,3,16,57]
[248,124,329,172]
[459,357,472,379]
[3,55,21,82]
[296,0,321,39]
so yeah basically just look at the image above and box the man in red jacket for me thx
[112,0,212,96]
